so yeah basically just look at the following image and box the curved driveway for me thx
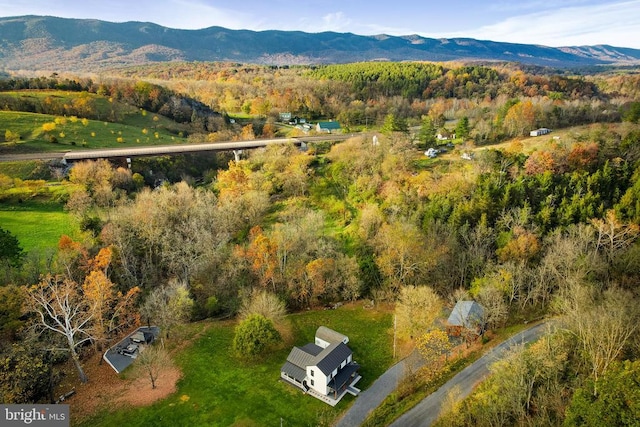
[335,322,549,427]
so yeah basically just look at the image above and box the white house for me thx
[281,327,360,405]
[530,128,551,137]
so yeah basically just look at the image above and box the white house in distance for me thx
[530,128,551,137]
[281,326,361,406]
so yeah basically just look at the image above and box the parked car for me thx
[425,148,438,158]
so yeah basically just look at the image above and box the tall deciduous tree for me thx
[238,289,286,324]
[395,285,442,340]
[25,276,93,383]
[416,329,452,379]
[141,280,193,339]
[0,344,51,403]
[565,360,640,426]
[374,219,435,291]
[82,248,140,350]
[556,284,639,392]
[107,182,223,287]
[591,209,639,263]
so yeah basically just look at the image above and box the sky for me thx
[1,0,640,48]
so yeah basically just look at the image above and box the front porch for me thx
[306,374,362,407]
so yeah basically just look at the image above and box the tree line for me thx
[0,62,639,420]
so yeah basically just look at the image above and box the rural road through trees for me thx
[390,321,550,427]
[335,321,550,427]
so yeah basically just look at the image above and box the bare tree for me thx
[25,276,94,383]
[141,279,193,339]
[239,289,286,324]
[136,344,172,389]
[556,283,639,393]
[591,210,640,263]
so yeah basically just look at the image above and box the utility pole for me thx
[393,314,397,359]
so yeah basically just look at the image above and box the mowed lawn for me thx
[0,201,78,252]
[80,303,393,427]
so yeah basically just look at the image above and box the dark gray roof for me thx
[300,343,324,356]
[103,326,160,373]
[315,342,352,376]
[328,362,360,391]
[316,326,348,344]
[447,301,485,327]
[281,341,353,378]
[281,361,307,383]
[286,346,317,369]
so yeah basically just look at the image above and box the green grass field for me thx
[79,303,393,427]
[0,90,191,154]
[0,200,78,252]
[0,110,188,153]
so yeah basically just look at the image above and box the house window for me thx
[310,369,314,377]
[311,379,314,386]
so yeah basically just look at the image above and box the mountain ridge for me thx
[1,15,639,71]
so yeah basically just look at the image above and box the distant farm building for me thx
[316,121,342,133]
[437,132,455,140]
[530,128,551,137]
[279,112,292,122]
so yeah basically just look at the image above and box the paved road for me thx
[0,152,64,162]
[0,134,354,163]
[334,322,549,427]
[335,351,426,427]
[390,322,550,427]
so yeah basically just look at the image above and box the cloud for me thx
[428,0,640,48]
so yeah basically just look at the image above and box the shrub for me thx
[232,314,281,358]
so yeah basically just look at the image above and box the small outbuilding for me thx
[446,301,486,337]
[530,128,551,137]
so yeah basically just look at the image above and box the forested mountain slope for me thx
[1,15,640,71]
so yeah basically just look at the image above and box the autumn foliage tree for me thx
[416,329,452,380]
[82,247,140,350]
[395,285,443,340]
[136,344,172,390]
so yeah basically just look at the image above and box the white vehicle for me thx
[425,148,438,158]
